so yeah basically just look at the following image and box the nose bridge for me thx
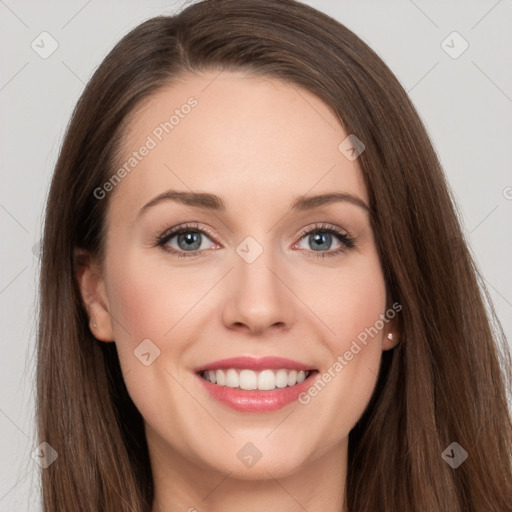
[235,232,283,303]
[222,232,295,334]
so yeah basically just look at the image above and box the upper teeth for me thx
[201,369,310,390]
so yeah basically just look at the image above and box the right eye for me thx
[156,222,219,257]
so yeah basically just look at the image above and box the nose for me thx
[221,244,296,336]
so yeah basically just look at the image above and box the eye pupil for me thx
[310,232,332,251]
[178,232,201,250]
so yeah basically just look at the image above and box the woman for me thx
[36,0,512,510]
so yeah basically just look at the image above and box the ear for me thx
[382,315,400,351]
[74,248,115,342]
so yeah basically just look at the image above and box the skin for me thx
[77,70,399,512]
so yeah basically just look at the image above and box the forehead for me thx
[111,71,368,217]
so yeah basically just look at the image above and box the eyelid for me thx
[295,222,351,241]
[157,222,218,244]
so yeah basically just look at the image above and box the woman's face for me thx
[81,71,397,482]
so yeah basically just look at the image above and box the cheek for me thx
[298,250,387,348]
[106,251,205,346]
[297,255,387,431]
[334,267,387,348]
[103,253,198,426]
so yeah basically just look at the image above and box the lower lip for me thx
[196,371,318,412]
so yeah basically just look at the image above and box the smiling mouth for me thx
[199,368,316,391]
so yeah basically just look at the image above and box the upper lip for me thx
[194,356,315,372]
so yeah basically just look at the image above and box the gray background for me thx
[1,0,511,510]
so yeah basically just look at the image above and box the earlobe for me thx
[383,331,397,350]
[74,248,115,342]
[382,318,400,351]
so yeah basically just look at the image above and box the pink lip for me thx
[194,356,314,372]
[196,371,318,412]
[194,356,318,412]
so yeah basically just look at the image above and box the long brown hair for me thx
[37,0,512,510]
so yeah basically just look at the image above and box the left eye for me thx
[295,230,344,252]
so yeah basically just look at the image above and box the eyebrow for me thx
[137,189,370,218]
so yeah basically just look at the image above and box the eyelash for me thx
[154,222,356,259]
